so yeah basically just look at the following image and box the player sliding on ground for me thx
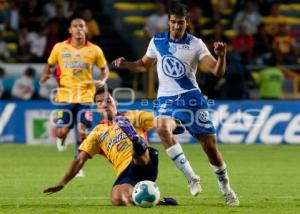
[43,86,177,206]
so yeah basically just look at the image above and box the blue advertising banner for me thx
[0,100,299,144]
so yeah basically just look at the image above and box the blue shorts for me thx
[113,147,159,187]
[55,103,93,129]
[154,89,216,136]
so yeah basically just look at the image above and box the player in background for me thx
[113,3,239,206]
[43,86,177,206]
[40,18,109,177]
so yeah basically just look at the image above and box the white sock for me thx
[210,163,231,193]
[166,143,197,181]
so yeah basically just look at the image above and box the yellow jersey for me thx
[79,111,154,176]
[48,38,107,103]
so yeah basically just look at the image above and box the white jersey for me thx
[146,32,211,97]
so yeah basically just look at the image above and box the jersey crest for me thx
[162,55,185,79]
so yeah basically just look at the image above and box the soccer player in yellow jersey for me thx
[43,86,177,206]
[39,18,109,170]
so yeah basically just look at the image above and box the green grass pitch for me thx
[0,143,299,214]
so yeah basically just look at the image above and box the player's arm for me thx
[43,151,90,195]
[40,64,55,84]
[201,42,227,78]
[40,43,59,84]
[112,55,156,73]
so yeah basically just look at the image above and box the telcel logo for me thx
[214,105,300,144]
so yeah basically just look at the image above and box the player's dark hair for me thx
[69,16,85,26]
[94,85,113,102]
[168,1,188,18]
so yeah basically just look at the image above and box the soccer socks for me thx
[210,164,240,205]
[56,137,67,152]
[166,143,198,180]
[210,163,231,194]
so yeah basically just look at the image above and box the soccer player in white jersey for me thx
[113,3,239,206]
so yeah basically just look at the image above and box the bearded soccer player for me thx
[113,3,239,206]
[43,86,177,206]
[40,18,109,177]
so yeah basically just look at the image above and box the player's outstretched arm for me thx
[43,151,89,195]
[112,55,156,73]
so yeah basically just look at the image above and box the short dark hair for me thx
[168,1,188,18]
[24,67,36,77]
[69,17,85,26]
[94,85,113,102]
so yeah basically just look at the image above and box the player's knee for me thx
[56,128,68,138]
[111,196,122,206]
[111,194,132,206]
[156,123,172,137]
[77,132,86,142]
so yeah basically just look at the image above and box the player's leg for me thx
[76,104,93,157]
[114,115,149,165]
[72,122,87,177]
[75,122,87,157]
[73,104,93,177]
[195,134,239,206]
[56,128,70,151]
[54,105,73,152]
[155,116,201,196]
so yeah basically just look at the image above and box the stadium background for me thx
[1,0,300,145]
[0,0,300,213]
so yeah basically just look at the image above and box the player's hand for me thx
[112,57,127,68]
[43,184,64,195]
[94,80,106,88]
[213,42,227,57]
[39,74,52,84]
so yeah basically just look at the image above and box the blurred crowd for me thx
[0,0,101,63]
[0,0,300,100]
[142,0,300,100]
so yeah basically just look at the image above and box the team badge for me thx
[162,56,185,79]
[198,110,209,122]
[62,53,71,58]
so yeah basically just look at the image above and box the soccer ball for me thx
[132,180,160,208]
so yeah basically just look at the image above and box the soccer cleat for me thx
[188,175,202,196]
[115,115,148,155]
[75,169,85,177]
[114,116,137,141]
[157,197,178,206]
[223,189,240,206]
[56,138,67,152]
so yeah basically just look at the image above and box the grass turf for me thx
[0,143,299,214]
